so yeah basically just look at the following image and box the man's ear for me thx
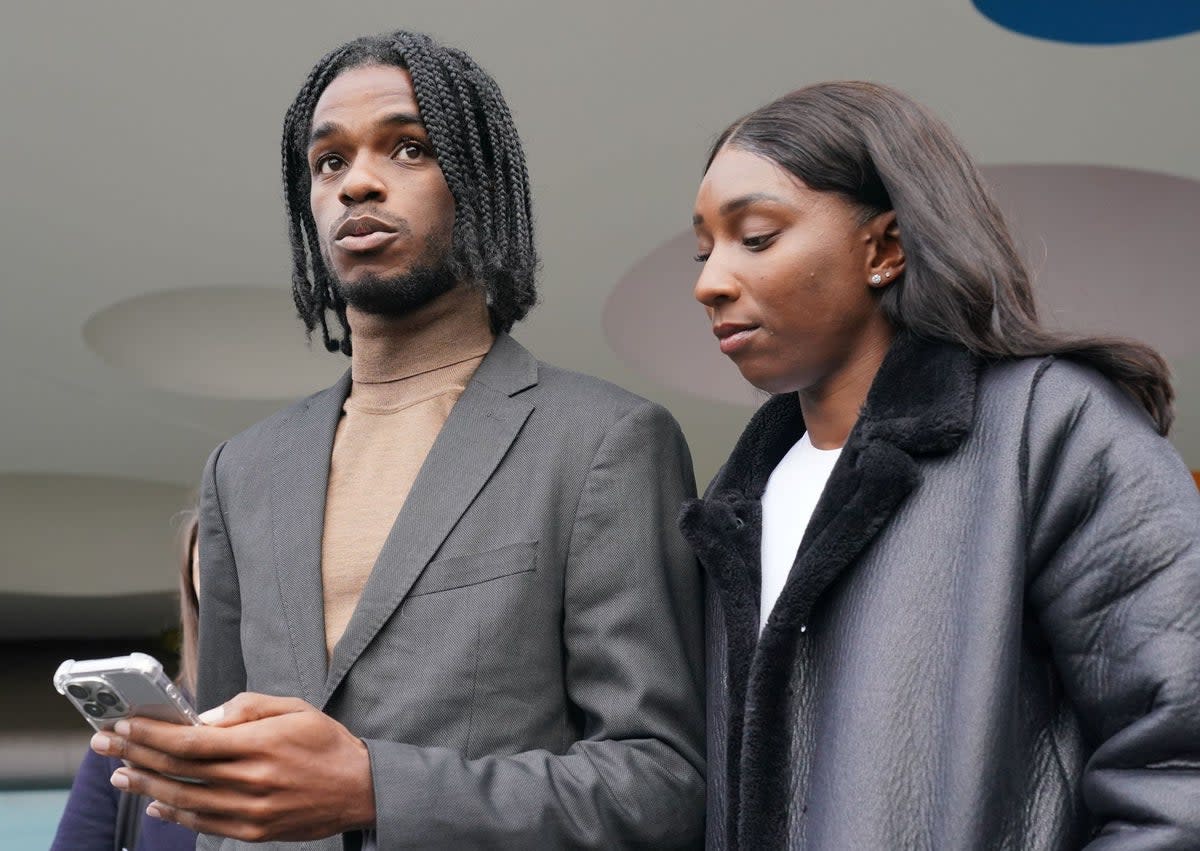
[865,210,905,289]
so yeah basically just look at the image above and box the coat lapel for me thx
[681,333,982,850]
[320,334,537,706]
[680,393,804,847]
[269,369,352,707]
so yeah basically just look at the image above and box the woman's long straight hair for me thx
[710,82,1173,434]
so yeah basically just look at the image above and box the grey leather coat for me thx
[680,334,1200,850]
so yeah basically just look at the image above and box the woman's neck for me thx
[798,325,894,450]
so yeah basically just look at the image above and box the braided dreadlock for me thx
[282,31,538,354]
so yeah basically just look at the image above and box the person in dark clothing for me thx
[51,512,200,851]
[683,81,1200,850]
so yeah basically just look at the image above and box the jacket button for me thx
[799,625,807,633]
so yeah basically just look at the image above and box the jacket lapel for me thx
[320,334,537,706]
[269,369,352,707]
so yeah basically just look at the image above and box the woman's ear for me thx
[866,210,905,288]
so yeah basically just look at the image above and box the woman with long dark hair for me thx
[681,82,1200,850]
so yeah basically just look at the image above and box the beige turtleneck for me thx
[321,286,495,656]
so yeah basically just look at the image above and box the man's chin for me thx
[331,265,458,319]
[332,262,395,288]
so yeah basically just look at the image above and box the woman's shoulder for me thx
[991,355,1192,513]
[982,354,1156,433]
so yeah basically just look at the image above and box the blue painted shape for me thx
[0,789,70,850]
[974,0,1200,44]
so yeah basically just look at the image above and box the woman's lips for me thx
[714,324,759,355]
[335,230,399,253]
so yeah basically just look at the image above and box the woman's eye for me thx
[693,250,710,263]
[396,142,425,161]
[316,156,345,176]
[742,233,777,250]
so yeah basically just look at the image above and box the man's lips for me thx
[333,216,399,253]
[712,322,759,355]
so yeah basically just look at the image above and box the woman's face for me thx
[692,145,898,396]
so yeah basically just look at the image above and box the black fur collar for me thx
[707,331,978,498]
[679,332,980,850]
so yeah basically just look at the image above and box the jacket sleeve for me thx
[196,440,247,713]
[363,399,706,849]
[1025,360,1200,850]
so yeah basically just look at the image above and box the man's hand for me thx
[90,692,376,843]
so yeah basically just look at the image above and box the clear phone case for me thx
[53,651,200,732]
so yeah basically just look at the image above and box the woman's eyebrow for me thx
[693,192,792,226]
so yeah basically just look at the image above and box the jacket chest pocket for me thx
[405,540,538,598]
[352,541,542,750]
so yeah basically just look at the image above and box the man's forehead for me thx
[312,64,421,124]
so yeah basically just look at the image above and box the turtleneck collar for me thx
[347,284,495,385]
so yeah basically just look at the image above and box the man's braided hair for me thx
[282,31,538,354]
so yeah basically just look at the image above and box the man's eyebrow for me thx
[692,192,792,227]
[308,112,425,149]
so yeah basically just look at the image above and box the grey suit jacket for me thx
[195,334,705,850]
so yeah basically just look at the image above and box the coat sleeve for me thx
[196,440,247,713]
[1025,360,1200,850]
[363,399,707,849]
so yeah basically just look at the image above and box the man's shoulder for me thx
[527,357,682,433]
[484,335,652,419]
[533,359,645,409]
[216,376,346,461]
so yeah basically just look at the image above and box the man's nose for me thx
[338,155,387,205]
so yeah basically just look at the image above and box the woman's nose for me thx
[693,255,739,308]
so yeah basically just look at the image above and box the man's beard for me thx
[328,237,458,318]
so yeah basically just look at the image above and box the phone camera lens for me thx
[67,684,91,700]
[83,702,105,718]
[96,691,120,707]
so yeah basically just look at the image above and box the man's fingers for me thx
[101,718,242,760]
[124,770,304,844]
[199,691,313,727]
[113,763,259,820]
[93,694,323,777]
[95,693,315,762]
[90,730,128,759]
[95,733,244,784]
[146,802,278,844]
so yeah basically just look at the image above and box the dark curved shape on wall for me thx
[974,0,1200,45]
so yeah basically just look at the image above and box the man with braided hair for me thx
[90,30,705,850]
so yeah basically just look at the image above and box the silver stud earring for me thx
[870,273,883,285]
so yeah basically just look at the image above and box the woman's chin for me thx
[738,367,799,397]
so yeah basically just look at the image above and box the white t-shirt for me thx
[759,432,843,633]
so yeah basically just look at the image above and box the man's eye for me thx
[395,142,425,161]
[316,156,345,176]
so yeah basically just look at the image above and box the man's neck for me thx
[346,285,495,384]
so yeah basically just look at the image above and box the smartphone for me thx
[53,651,200,732]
